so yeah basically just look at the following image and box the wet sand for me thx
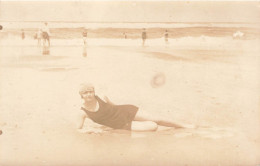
[0,38,260,165]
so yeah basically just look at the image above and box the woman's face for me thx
[81,90,95,102]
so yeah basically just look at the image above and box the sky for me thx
[0,1,260,23]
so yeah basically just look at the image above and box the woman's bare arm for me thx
[77,110,87,129]
[76,110,107,134]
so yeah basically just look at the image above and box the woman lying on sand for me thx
[77,83,195,133]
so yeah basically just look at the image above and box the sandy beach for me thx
[0,33,260,166]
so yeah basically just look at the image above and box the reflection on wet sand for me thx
[42,45,50,55]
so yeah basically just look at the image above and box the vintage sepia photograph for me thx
[0,1,260,165]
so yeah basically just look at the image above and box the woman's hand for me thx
[103,96,115,105]
[77,128,104,134]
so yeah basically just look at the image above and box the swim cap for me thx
[79,83,95,94]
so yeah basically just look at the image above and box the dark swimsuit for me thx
[42,32,49,40]
[82,32,87,37]
[81,96,138,130]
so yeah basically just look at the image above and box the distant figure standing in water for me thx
[82,28,88,45]
[123,32,127,39]
[164,29,169,44]
[21,29,25,40]
[77,83,196,133]
[142,28,147,46]
[42,22,50,47]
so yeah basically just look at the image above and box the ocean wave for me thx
[1,35,257,48]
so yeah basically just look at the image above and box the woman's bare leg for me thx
[131,121,158,131]
[134,111,195,129]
